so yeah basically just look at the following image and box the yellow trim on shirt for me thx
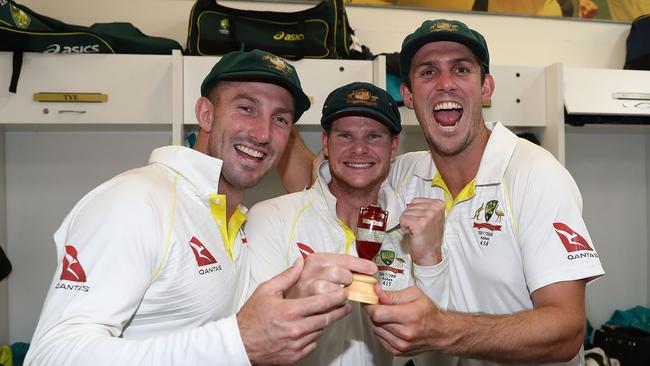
[210,194,246,260]
[337,219,356,255]
[431,172,476,214]
[150,174,178,283]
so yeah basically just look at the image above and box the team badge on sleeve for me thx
[60,245,87,282]
[553,223,593,252]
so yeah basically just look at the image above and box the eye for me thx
[238,105,254,113]
[454,64,472,75]
[273,115,291,126]
[419,68,436,78]
[337,132,352,140]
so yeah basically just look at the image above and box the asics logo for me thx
[44,44,101,54]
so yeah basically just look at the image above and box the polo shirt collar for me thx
[149,145,223,196]
[408,121,518,186]
[474,121,518,186]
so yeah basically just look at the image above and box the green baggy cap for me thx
[200,49,311,122]
[321,82,401,134]
[400,19,490,81]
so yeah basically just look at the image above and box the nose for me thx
[248,117,271,144]
[351,139,369,155]
[436,70,457,93]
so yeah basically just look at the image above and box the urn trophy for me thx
[347,205,388,305]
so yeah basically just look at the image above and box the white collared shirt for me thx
[26,145,251,366]
[389,122,604,366]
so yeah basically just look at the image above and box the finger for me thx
[306,253,378,275]
[310,278,349,295]
[373,327,401,356]
[289,289,349,317]
[291,302,351,335]
[264,257,305,296]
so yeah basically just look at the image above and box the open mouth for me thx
[345,162,374,169]
[433,101,463,128]
[235,144,265,160]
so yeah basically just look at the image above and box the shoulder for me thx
[247,190,315,223]
[67,164,175,225]
[389,151,433,185]
[506,139,582,203]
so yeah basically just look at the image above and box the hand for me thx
[237,258,352,365]
[579,0,598,18]
[364,285,443,356]
[400,198,445,266]
[286,253,378,299]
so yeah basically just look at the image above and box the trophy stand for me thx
[347,205,388,305]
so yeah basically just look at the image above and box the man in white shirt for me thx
[246,82,447,366]
[25,49,373,366]
[363,19,605,366]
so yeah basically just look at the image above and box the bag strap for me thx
[9,51,23,93]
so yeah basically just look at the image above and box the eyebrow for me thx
[233,94,294,116]
[415,56,478,69]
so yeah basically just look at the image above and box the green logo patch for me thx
[380,250,395,266]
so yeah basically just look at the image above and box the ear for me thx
[321,130,329,159]
[481,74,495,104]
[390,134,400,160]
[400,83,414,110]
[195,96,214,134]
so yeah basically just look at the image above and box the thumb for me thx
[265,257,304,296]
[376,285,418,305]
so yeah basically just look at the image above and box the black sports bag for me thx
[0,0,182,54]
[186,0,359,59]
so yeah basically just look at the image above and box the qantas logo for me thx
[297,242,315,259]
[188,236,218,266]
[60,245,87,282]
[553,223,593,252]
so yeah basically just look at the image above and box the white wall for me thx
[0,127,8,345]
[565,128,649,330]
[5,0,645,343]
[5,129,171,343]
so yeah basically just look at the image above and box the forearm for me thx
[436,306,584,363]
[277,127,316,193]
[26,316,249,366]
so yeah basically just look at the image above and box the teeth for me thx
[434,102,462,111]
[347,163,372,168]
[236,145,264,159]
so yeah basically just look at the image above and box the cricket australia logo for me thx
[346,88,379,106]
[262,55,292,76]
[472,199,504,247]
[429,21,458,33]
[219,18,230,35]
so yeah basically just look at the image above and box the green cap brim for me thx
[400,31,489,81]
[201,71,311,123]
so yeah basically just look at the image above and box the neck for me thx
[329,182,381,230]
[193,136,243,221]
[432,125,490,199]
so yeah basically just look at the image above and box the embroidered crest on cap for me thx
[346,88,379,106]
[429,21,459,32]
[262,55,292,76]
